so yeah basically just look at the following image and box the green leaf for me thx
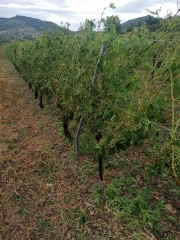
[173,140,180,147]
[109,3,116,9]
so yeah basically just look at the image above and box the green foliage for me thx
[122,15,162,32]
[73,207,88,224]
[109,3,116,9]
[37,218,49,231]
[103,15,121,34]
[97,177,164,233]
[147,161,163,176]
[4,13,180,178]
[158,143,180,179]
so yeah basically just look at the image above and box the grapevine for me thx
[4,13,180,181]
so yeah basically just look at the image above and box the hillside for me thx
[0,15,162,43]
[0,15,63,43]
[121,15,161,32]
[0,17,7,23]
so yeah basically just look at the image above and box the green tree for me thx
[85,19,96,30]
[78,19,96,32]
[104,15,121,34]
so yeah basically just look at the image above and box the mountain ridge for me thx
[121,15,160,31]
[0,15,160,43]
[0,15,64,42]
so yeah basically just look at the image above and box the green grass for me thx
[95,176,164,235]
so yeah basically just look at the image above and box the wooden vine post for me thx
[76,43,105,180]
[76,118,84,159]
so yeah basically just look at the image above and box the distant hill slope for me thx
[121,15,160,32]
[0,17,7,23]
[0,15,160,43]
[0,15,64,43]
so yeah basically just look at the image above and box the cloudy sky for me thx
[0,0,179,30]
